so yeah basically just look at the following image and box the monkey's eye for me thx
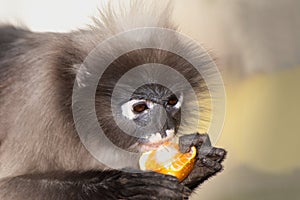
[167,96,178,106]
[132,103,148,113]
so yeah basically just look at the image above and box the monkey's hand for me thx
[179,133,227,190]
[94,170,191,199]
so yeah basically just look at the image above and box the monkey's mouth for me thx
[137,129,175,152]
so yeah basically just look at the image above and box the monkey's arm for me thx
[0,170,191,200]
[179,133,226,190]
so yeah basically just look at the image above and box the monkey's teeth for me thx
[148,133,162,143]
[166,129,174,137]
[147,129,174,144]
[139,129,176,152]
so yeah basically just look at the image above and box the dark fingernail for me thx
[216,164,222,171]
[217,149,226,156]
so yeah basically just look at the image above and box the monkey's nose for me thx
[160,115,176,138]
[159,123,168,138]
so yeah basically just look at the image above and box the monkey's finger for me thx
[121,176,191,197]
[121,172,182,186]
[206,147,227,162]
[129,171,180,182]
[200,157,222,171]
[125,176,187,192]
[179,133,211,153]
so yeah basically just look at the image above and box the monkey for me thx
[0,1,226,200]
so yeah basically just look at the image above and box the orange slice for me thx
[139,142,196,181]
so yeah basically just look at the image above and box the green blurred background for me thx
[1,0,299,199]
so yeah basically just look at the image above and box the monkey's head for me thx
[70,26,217,170]
[67,4,215,169]
[81,48,211,154]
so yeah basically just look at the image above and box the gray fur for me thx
[0,2,216,199]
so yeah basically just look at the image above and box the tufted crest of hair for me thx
[91,0,176,34]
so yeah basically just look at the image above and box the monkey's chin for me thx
[137,129,175,152]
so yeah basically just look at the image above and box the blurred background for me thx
[1,0,300,199]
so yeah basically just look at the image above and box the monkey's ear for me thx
[73,64,92,88]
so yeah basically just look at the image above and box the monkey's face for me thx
[93,50,205,154]
[120,84,182,152]
[96,81,188,153]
